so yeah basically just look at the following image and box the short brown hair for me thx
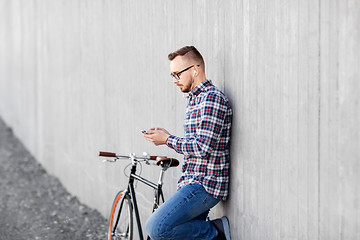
[168,46,205,70]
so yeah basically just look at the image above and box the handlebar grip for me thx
[99,151,117,157]
[149,156,167,160]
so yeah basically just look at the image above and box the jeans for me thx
[145,184,220,240]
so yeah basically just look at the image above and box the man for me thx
[144,46,232,240]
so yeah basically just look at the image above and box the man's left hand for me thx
[143,128,171,146]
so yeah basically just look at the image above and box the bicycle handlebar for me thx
[98,151,164,161]
[99,151,117,157]
[99,151,180,168]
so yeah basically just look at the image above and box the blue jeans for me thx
[145,184,220,240]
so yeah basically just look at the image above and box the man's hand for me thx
[143,128,171,146]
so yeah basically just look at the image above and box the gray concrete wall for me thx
[0,0,359,239]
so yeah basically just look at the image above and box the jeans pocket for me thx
[185,184,203,199]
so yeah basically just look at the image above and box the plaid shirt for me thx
[166,80,232,200]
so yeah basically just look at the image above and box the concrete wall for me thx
[0,0,359,239]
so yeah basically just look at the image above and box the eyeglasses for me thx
[170,65,200,80]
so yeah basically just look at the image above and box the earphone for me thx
[190,70,197,89]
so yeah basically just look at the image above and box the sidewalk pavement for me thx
[0,117,107,240]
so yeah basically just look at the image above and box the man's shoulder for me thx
[201,82,229,104]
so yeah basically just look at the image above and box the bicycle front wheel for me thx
[108,191,133,240]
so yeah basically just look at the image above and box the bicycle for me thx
[99,151,179,240]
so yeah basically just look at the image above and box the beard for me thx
[179,76,194,93]
[180,84,192,93]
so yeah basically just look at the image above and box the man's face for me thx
[170,56,194,93]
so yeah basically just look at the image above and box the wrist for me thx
[165,134,170,145]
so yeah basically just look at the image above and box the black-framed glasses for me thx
[170,65,200,80]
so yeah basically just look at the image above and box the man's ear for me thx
[193,65,200,76]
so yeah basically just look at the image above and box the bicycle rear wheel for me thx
[108,191,133,240]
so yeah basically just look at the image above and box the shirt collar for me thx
[187,79,212,99]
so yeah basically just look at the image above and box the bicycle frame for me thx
[122,158,166,240]
[100,151,179,240]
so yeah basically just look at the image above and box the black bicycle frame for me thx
[124,162,165,240]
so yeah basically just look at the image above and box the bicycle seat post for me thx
[158,166,168,186]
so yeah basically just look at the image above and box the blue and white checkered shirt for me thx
[166,80,232,200]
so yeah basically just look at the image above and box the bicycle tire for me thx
[108,191,133,240]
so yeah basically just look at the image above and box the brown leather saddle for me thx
[155,157,179,168]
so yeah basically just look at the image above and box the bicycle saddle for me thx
[156,157,179,168]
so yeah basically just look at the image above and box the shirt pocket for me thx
[185,106,201,134]
[189,106,201,123]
